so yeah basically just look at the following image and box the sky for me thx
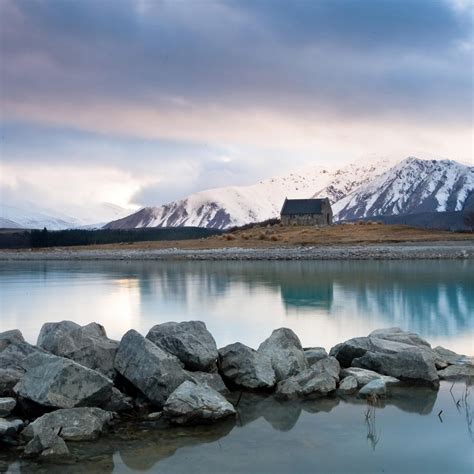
[1,0,473,219]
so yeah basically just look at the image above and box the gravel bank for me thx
[1,240,473,261]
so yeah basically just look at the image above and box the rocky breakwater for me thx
[0,323,472,464]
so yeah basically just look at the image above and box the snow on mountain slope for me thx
[105,159,394,229]
[333,158,474,221]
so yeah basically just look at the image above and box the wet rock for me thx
[146,321,218,372]
[311,356,341,381]
[359,379,387,398]
[337,376,358,395]
[45,322,119,379]
[37,321,81,354]
[164,380,236,425]
[0,330,25,352]
[14,352,113,409]
[258,328,308,381]
[24,430,71,460]
[438,364,474,381]
[340,367,400,388]
[218,342,276,390]
[303,347,328,366]
[189,371,230,395]
[275,369,337,401]
[115,330,189,407]
[101,387,134,412]
[0,418,24,437]
[23,407,113,441]
[0,397,16,416]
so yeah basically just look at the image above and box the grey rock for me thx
[24,430,70,460]
[311,356,341,382]
[14,352,113,409]
[0,418,24,437]
[330,335,439,387]
[258,328,308,381]
[337,376,358,395]
[0,397,16,416]
[164,381,236,425]
[115,329,189,407]
[101,387,134,412]
[189,371,230,395]
[438,364,474,381]
[359,379,387,398]
[433,346,473,366]
[37,321,81,354]
[49,322,119,379]
[147,411,163,420]
[303,347,328,366]
[146,321,218,372]
[340,367,400,388]
[369,328,431,348]
[23,407,113,441]
[218,343,276,390]
[0,330,25,352]
[276,369,337,401]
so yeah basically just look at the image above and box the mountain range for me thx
[105,157,473,230]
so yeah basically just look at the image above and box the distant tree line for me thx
[0,227,222,249]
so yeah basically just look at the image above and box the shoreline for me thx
[1,240,473,261]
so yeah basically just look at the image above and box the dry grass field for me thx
[43,222,473,252]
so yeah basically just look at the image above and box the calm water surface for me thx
[0,260,473,353]
[0,260,473,473]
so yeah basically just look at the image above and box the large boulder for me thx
[330,333,439,387]
[115,329,189,407]
[146,321,218,372]
[14,352,113,409]
[218,343,276,390]
[164,381,236,425]
[276,369,337,401]
[258,328,307,381]
[37,321,81,354]
[340,367,399,388]
[369,328,431,348]
[22,407,113,441]
[0,330,25,352]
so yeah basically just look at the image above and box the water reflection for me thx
[0,260,473,353]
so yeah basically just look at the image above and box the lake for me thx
[0,259,473,473]
[1,260,473,354]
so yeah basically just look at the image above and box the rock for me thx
[14,352,113,409]
[433,346,473,366]
[337,376,358,395]
[340,367,400,388]
[0,397,16,416]
[22,407,113,441]
[37,321,81,354]
[359,379,387,398]
[47,322,119,379]
[101,387,134,412]
[369,328,431,348]
[0,330,25,352]
[438,364,474,381]
[218,343,276,390]
[0,418,24,437]
[276,369,337,401]
[303,347,328,366]
[311,357,341,381]
[330,335,439,387]
[164,381,236,425]
[258,328,308,381]
[147,411,163,420]
[189,371,230,395]
[146,321,218,372]
[115,329,189,407]
[24,431,70,460]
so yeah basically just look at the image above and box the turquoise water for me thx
[0,260,473,354]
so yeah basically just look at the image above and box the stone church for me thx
[280,198,333,226]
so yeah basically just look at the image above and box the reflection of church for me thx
[280,281,334,311]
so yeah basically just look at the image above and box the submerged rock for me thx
[0,397,16,416]
[164,381,236,425]
[359,379,387,398]
[258,328,308,381]
[340,367,400,388]
[41,322,119,379]
[14,352,113,409]
[23,407,114,441]
[218,342,276,390]
[303,347,328,366]
[115,330,189,407]
[146,321,218,372]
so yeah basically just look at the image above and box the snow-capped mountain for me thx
[105,159,395,229]
[333,158,473,221]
